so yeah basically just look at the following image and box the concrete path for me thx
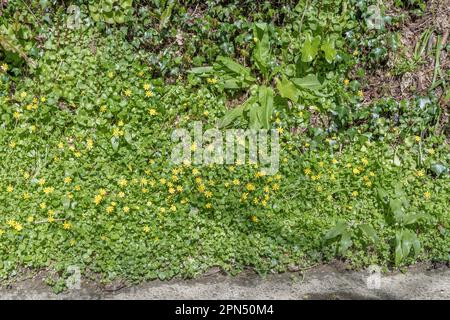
[1,264,448,300]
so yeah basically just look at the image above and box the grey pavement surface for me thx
[0,264,448,300]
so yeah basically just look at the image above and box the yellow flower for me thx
[23,192,31,200]
[74,185,81,191]
[170,205,176,212]
[13,111,21,119]
[198,184,206,193]
[232,179,240,186]
[365,181,372,187]
[159,178,166,185]
[148,108,157,115]
[63,222,72,230]
[94,194,103,205]
[9,141,16,148]
[250,215,258,223]
[100,105,107,113]
[357,90,364,98]
[48,216,55,223]
[1,63,8,71]
[118,178,128,187]
[246,183,256,191]
[43,187,54,194]
[118,191,125,198]
[13,223,23,232]
[27,216,34,223]
[424,191,431,200]
[344,79,350,86]
[353,49,359,56]
[207,78,218,84]
[168,187,175,194]
[205,203,212,209]
[143,225,150,233]
[304,168,312,175]
[64,177,72,184]
[106,206,114,213]
[99,188,107,196]
[107,71,114,78]
[190,143,197,151]
[40,202,47,209]
[369,171,376,177]
[331,158,338,165]
[143,83,150,90]
[6,185,13,193]
[176,186,183,192]
[351,191,359,197]
[124,89,132,97]
[277,127,284,134]
[272,183,280,191]
[416,170,425,177]
[205,190,212,198]
[113,128,124,137]
[192,168,200,176]
[86,139,94,150]
[203,111,209,116]
[414,136,421,142]
[145,90,154,97]
[353,168,361,175]
[123,206,130,213]
[361,158,369,165]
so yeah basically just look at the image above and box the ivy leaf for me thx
[111,137,119,151]
[430,163,447,177]
[339,231,353,254]
[252,23,271,77]
[301,34,321,62]
[359,224,379,242]
[321,37,337,63]
[276,77,300,102]
[291,74,324,91]
[257,85,274,129]
[324,221,347,240]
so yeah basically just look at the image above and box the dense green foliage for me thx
[0,0,448,290]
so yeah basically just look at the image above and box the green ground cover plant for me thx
[0,0,448,291]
